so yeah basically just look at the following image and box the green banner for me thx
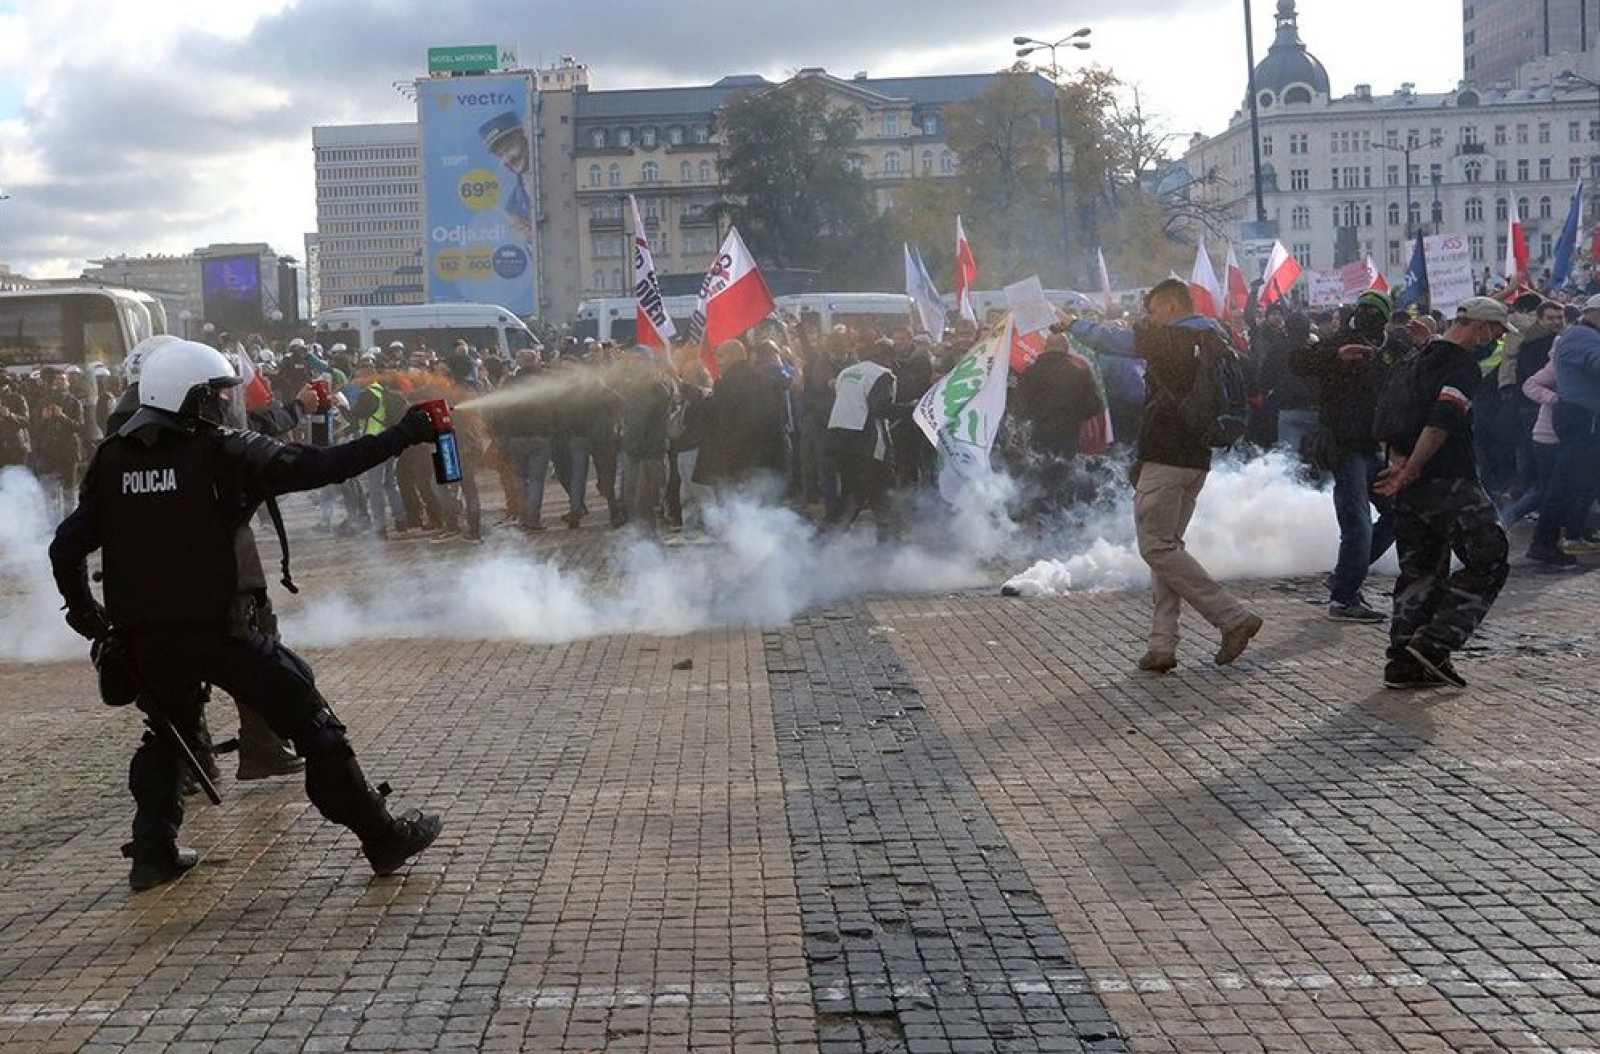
[428,45,498,74]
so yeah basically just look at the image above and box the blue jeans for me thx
[506,436,552,528]
[1329,449,1394,605]
[1501,442,1556,528]
[1277,409,1321,459]
[362,461,403,532]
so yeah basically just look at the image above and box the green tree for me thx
[714,80,894,288]
[935,66,1059,285]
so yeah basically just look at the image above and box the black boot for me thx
[363,810,444,876]
[235,704,306,780]
[123,841,199,891]
[306,753,441,876]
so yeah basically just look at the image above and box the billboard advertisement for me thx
[418,73,537,316]
[201,254,264,330]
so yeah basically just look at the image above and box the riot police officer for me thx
[51,340,442,890]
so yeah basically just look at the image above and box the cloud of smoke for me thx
[0,467,84,662]
[1003,451,1396,596]
[0,450,1388,663]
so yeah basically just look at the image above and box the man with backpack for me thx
[1372,297,1512,689]
[1065,279,1264,674]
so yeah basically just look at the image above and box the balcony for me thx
[588,215,623,232]
[680,207,717,228]
[1456,142,1487,156]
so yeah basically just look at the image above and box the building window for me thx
[1495,160,1508,181]
[617,128,633,148]
[1495,197,1508,221]
[700,159,713,182]
[1331,169,1342,190]
[921,150,933,174]
[1540,195,1553,219]
[884,114,900,136]
[1464,160,1482,183]
[1386,164,1400,187]
[1539,158,1551,180]
[1292,243,1311,266]
[1290,168,1309,190]
[884,152,901,174]
[1539,122,1551,144]
[608,163,620,187]
[1516,123,1528,144]
[1388,202,1401,226]
[668,126,683,145]
[693,125,709,144]
[1291,205,1311,230]
[1516,159,1530,181]
[1570,120,1582,143]
[611,268,623,290]
[1465,197,1484,222]
[1262,135,1273,157]
[591,129,606,149]
[640,127,657,148]
[1518,196,1531,218]
[1388,239,1402,266]
[593,269,606,291]
[1540,233,1553,258]
[1469,234,1485,261]
[588,165,601,187]
[680,160,692,182]
[1409,201,1422,228]
[641,161,659,183]
[1289,133,1307,155]
[924,114,940,135]
[940,151,955,174]
[1573,156,1585,180]
[642,199,660,220]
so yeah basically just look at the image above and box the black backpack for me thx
[1372,345,1431,449]
[1170,328,1250,448]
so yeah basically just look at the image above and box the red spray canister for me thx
[307,379,334,446]
[415,399,463,484]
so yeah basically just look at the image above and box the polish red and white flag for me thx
[1189,240,1224,320]
[1258,241,1302,306]
[690,226,774,379]
[1224,243,1250,317]
[629,195,676,352]
[954,215,979,323]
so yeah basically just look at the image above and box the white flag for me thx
[903,243,946,341]
[913,316,1013,504]
[628,195,676,349]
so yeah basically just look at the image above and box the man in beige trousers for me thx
[1065,279,1264,671]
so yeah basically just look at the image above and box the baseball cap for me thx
[1584,294,1600,313]
[1456,296,1519,332]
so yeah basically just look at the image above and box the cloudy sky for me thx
[0,0,1461,281]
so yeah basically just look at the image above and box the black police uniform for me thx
[50,403,441,885]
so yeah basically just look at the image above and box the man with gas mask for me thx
[1291,289,1407,622]
[51,340,443,890]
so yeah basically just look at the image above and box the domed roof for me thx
[1252,0,1329,98]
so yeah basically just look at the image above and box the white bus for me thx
[571,295,700,346]
[772,293,914,337]
[0,285,166,376]
[315,303,541,357]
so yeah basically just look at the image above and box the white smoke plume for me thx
[1003,450,1396,596]
[0,452,1381,662]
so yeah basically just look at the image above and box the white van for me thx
[772,293,913,336]
[939,288,1092,322]
[571,295,700,345]
[315,303,541,357]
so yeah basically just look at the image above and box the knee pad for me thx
[289,705,352,760]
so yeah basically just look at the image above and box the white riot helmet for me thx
[138,340,242,424]
[123,334,182,383]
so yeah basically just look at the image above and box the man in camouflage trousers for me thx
[1373,298,1512,689]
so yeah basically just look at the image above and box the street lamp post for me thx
[1370,136,1442,239]
[1014,28,1091,284]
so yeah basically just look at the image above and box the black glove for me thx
[66,601,111,642]
[395,406,438,445]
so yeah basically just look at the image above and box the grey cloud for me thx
[5,0,1213,274]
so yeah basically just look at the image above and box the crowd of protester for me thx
[7,278,1596,686]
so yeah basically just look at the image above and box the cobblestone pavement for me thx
[2,490,1599,1052]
